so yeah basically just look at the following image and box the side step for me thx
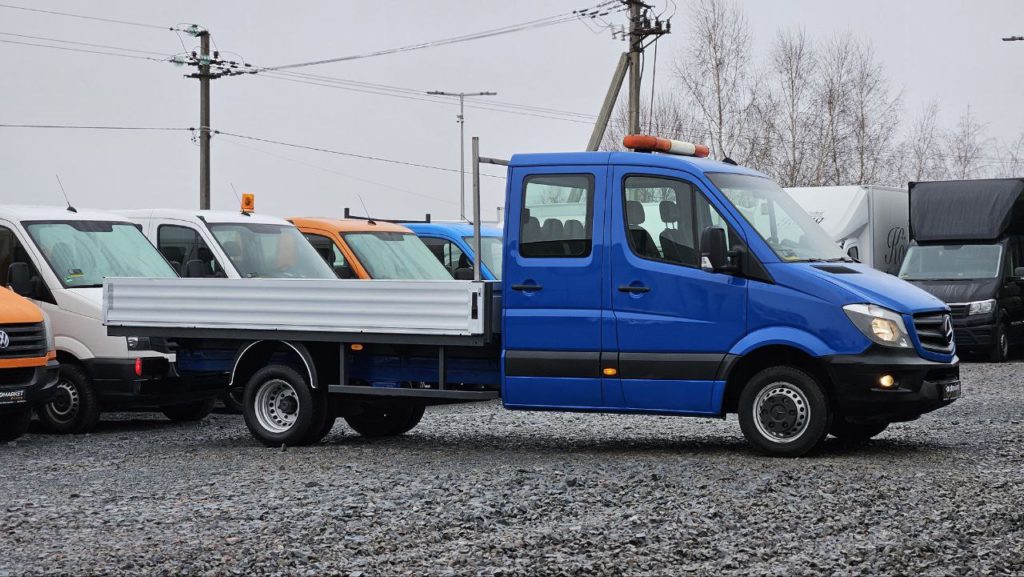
[328,385,499,401]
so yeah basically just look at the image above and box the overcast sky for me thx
[1,0,1022,220]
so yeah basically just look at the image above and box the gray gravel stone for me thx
[1,362,1022,576]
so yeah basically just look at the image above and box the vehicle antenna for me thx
[55,173,76,213]
[230,183,251,217]
[355,193,375,225]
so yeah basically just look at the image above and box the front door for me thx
[609,168,747,414]
[502,166,609,408]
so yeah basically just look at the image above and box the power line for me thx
[213,130,506,179]
[0,31,173,56]
[0,38,169,62]
[0,123,191,131]
[0,2,177,31]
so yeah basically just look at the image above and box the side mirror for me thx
[700,227,728,272]
[453,267,474,280]
[1014,267,1024,279]
[7,262,34,297]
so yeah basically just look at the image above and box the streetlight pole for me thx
[427,90,496,220]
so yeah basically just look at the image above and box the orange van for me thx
[289,217,452,280]
[0,287,58,441]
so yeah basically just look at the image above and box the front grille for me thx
[0,323,47,359]
[947,304,970,320]
[0,367,34,386]
[914,312,955,354]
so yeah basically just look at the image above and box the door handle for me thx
[618,285,651,294]
[512,283,543,292]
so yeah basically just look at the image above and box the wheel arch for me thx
[720,344,833,414]
[231,340,321,391]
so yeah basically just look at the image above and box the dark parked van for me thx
[899,178,1024,361]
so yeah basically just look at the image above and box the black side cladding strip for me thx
[505,350,601,378]
[618,352,725,380]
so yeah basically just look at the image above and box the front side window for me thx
[24,221,176,287]
[302,232,354,279]
[708,173,845,262]
[158,225,224,278]
[208,223,336,279]
[462,236,504,280]
[421,237,467,276]
[899,243,1003,280]
[0,226,42,286]
[520,174,593,258]
[342,232,453,280]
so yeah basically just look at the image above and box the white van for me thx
[0,206,226,433]
[119,209,335,280]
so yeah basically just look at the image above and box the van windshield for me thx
[209,223,336,279]
[342,232,453,280]
[24,221,176,288]
[707,173,846,262]
[899,244,1002,280]
[462,236,504,279]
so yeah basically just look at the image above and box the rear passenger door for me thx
[609,167,747,414]
[502,167,609,409]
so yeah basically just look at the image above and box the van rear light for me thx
[134,358,143,377]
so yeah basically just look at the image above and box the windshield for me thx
[899,244,1003,280]
[463,236,504,279]
[343,232,453,280]
[208,223,336,279]
[25,221,176,288]
[708,173,846,262]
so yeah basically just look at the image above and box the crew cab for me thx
[104,136,961,457]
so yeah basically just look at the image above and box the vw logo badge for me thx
[0,331,9,350]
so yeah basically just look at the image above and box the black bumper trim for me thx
[0,360,59,412]
[82,358,227,407]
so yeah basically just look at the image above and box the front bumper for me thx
[951,317,995,350]
[825,347,959,423]
[83,358,228,408]
[0,360,60,413]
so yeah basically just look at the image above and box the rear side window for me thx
[158,225,222,277]
[520,174,594,258]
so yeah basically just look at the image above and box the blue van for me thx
[405,222,503,280]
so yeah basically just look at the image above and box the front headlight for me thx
[42,310,55,352]
[968,299,996,316]
[843,304,911,348]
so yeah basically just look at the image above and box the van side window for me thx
[302,233,353,279]
[0,226,40,286]
[420,237,467,276]
[520,174,594,258]
[157,225,222,278]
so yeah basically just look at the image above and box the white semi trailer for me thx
[786,185,909,275]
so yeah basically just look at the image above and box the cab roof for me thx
[404,222,502,238]
[116,208,293,226]
[289,217,414,234]
[0,205,139,223]
[507,150,767,179]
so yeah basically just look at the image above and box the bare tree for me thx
[600,93,704,152]
[944,105,990,179]
[763,28,818,186]
[995,133,1024,177]
[902,101,945,181]
[672,0,753,160]
[847,42,902,184]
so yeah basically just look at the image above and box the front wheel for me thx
[738,366,831,457]
[243,365,325,447]
[37,364,100,434]
[344,400,424,438]
[0,409,31,442]
[161,398,216,422]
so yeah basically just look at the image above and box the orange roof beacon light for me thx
[240,193,255,214]
[623,134,710,158]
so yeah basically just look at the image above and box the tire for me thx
[344,400,425,438]
[0,409,31,442]
[738,366,831,457]
[37,363,101,434]
[242,365,325,447]
[989,322,1009,363]
[220,389,245,413]
[161,398,216,422]
[307,402,337,445]
[830,419,888,442]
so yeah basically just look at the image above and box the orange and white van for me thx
[0,286,58,441]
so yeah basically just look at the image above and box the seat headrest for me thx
[626,200,646,225]
[659,200,678,223]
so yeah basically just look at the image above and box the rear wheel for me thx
[161,398,216,422]
[37,363,100,434]
[989,322,1009,362]
[830,419,889,442]
[243,365,325,447]
[345,400,424,438]
[0,409,31,442]
[738,366,831,457]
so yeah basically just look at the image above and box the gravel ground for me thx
[1,361,1022,577]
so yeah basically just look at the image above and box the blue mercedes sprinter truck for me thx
[104,135,961,457]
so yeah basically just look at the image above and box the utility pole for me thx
[426,90,496,220]
[198,30,211,210]
[586,1,670,150]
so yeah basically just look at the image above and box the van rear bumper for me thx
[824,348,959,423]
[0,360,60,412]
[83,358,227,408]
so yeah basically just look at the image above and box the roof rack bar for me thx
[343,207,431,224]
